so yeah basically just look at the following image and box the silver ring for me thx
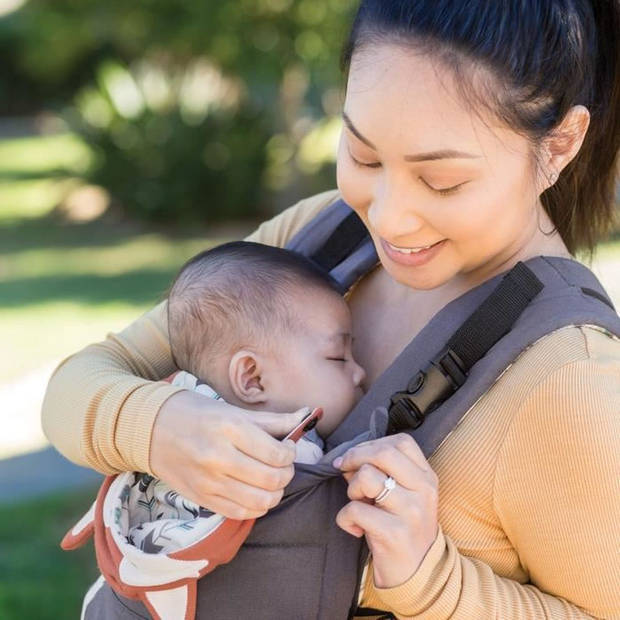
[373,476,396,504]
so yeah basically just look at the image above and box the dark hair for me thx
[167,241,341,379]
[342,0,619,254]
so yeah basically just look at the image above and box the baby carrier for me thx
[71,199,619,620]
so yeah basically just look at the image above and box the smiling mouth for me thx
[386,240,443,254]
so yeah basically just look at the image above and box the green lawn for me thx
[0,485,101,619]
[0,218,218,382]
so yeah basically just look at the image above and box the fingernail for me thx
[332,456,343,468]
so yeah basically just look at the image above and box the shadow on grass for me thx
[0,269,175,308]
[0,168,73,181]
[0,216,155,255]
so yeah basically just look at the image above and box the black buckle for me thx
[387,348,466,434]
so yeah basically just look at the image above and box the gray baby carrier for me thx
[85,200,620,619]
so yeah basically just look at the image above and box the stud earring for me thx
[549,170,559,185]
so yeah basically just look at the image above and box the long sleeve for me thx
[364,332,620,619]
[40,189,339,475]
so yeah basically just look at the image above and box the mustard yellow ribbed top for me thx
[41,190,620,619]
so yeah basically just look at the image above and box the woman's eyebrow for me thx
[343,112,377,149]
[342,111,481,162]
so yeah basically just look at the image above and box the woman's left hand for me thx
[334,434,439,588]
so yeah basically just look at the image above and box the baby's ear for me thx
[228,350,267,405]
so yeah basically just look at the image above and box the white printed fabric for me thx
[124,371,324,555]
[124,473,224,555]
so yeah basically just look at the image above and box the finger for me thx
[337,434,428,473]
[218,448,295,491]
[347,464,391,502]
[185,467,287,517]
[209,475,285,515]
[227,415,300,468]
[247,407,312,438]
[335,437,430,490]
[189,492,274,520]
[336,500,397,541]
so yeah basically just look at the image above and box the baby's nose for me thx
[353,362,366,387]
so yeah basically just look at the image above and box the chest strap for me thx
[388,262,543,433]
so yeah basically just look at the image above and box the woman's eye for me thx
[328,357,347,363]
[348,149,381,169]
[421,177,468,196]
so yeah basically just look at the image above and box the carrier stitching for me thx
[540,256,615,315]
[541,255,584,292]
[316,506,334,620]
[243,542,323,549]
[110,589,150,620]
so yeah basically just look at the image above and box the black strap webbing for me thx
[311,212,369,272]
[446,261,543,370]
[388,262,543,434]
[354,608,395,619]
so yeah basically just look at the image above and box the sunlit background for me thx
[0,1,618,617]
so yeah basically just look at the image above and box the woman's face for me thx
[337,44,548,290]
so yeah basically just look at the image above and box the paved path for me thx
[0,361,102,503]
[0,446,102,504]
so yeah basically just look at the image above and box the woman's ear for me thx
[228,350,268,405]
[539,104,590,190]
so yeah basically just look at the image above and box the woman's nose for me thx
[368,182,425,240]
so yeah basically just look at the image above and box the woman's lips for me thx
[380,238,447,267]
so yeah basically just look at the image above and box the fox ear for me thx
[61,501,97,550]
[228,350,267,405]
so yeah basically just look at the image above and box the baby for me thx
[167,240,366,454]
[65,241,366,619]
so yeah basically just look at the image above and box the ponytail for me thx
[542,0,620,254]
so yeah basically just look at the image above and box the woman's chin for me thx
[379,254,458,291]
[391,271,450,290]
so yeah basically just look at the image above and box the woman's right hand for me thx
[150,390,311,519]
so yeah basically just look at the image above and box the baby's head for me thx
[167,241,366,437]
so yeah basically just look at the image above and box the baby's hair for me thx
[167,241,342,381]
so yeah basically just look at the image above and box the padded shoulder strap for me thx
[285,199,378,293]
[328,255,619,455]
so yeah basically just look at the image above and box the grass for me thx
[0,219,217,381]
[0,485,101,619]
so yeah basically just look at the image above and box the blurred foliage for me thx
[0,0,357,222]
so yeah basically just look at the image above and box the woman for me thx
[42,0,619,617]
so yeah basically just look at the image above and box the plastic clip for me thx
[387,348,467,434]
